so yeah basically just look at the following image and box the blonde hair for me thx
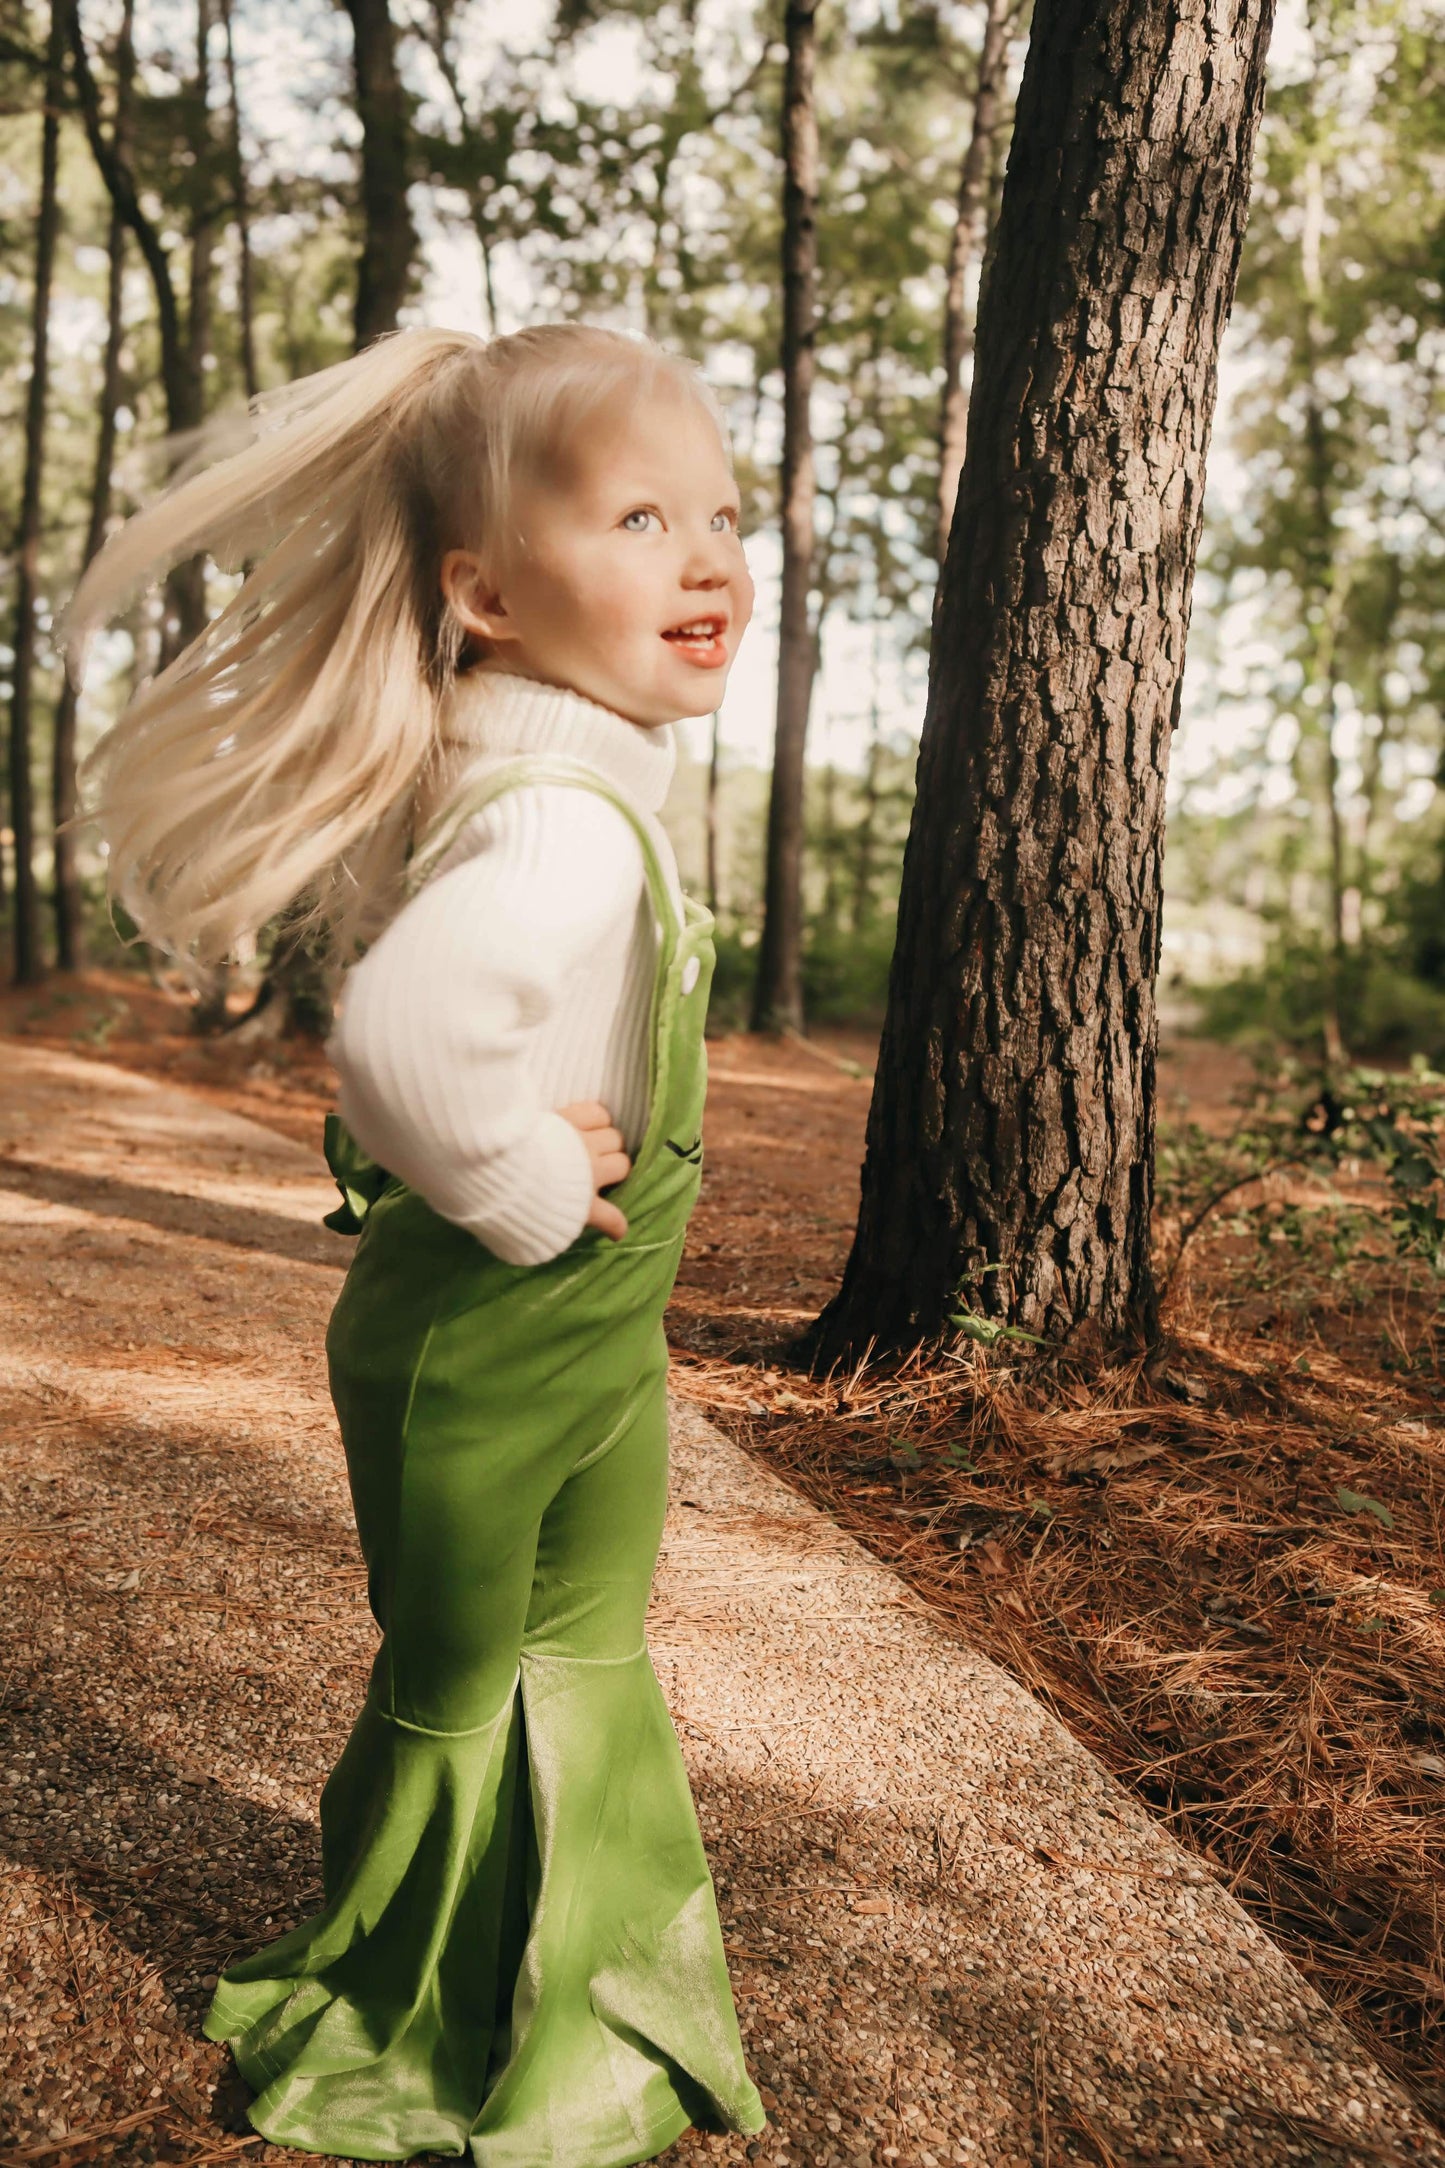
[64,323,730,969]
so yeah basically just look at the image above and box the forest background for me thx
[2,0,1441,1057]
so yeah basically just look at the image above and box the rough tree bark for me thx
[810,0,1278,1366]
[53,0,135,971]
[936,0,1015,562]
[751,0,819,1034]
[8,0,65,987]
[344,0,416,348]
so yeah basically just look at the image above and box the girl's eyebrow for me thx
[609,490,742,517]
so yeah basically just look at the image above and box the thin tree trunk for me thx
[751,0,819,1035]
[344,0,416,348]
[422,4,502,337]
[218,0,258,400]
[706,706,722,919]
[181,0,236,1031]
[1355,556,1402,953]
[810,0,1278,1367]
[1299,143,1348,1071]
[68,0,207,638]
[936,0,1014,562]
[1308,555,1349,1069]
[161,0,216,668]
[851,630,885,932]
[68,0,190,426]
[53,0,136,971]
[1321,664,1348,1063]
[8,0,65,987]
[821,754,843,926]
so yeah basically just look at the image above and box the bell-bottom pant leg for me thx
[521,1335,673,1667]
[467,1342,739,2157]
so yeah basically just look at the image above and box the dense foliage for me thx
[0,0,1440,1056]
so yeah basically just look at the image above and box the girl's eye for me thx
[621,509,661,533]
[711,509,740,533]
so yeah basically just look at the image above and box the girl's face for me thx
[442,381,754,729]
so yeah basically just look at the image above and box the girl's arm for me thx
[327,784,650,1265]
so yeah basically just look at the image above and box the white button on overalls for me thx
[681,955,701,995]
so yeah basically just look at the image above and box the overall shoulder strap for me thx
[406,754,677,940]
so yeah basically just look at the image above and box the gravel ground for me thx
[1,1040,1441,2168]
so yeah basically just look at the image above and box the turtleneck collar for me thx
[439,665,677,815]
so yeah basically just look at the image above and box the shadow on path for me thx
[0,1154,344,1271]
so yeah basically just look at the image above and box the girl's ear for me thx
[441,549,520,644]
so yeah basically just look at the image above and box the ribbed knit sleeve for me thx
[327,785,653,1267]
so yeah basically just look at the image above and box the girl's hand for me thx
[558,1100,631,1241]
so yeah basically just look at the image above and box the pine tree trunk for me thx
[53,0,135,972]
[821,758,843,925]
[421,0,505,337]
[810,0,1278,1367]
[218,0,258,401]
[8,0,64,988]
[751,0,819,1035]
[159,0,217,669]
[1299,148,1347,1070]
[936,0,1014,563]
[345,0,416,348]
[851,647,884,933]
[68,0,207,648]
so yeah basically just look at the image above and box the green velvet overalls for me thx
[203,757,766,2167]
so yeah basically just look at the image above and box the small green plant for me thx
[1161,1057,1445,1288]
[1335,1486,1395,1529]
[948,1309,1044,1349]
[77,1000,128,1049]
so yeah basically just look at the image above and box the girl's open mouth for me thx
[661,618,728,668]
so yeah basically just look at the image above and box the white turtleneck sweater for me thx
[327,669,686,1268]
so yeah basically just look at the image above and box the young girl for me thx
[66,324,767,2166]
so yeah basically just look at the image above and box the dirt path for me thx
[2,1042,1439,2168]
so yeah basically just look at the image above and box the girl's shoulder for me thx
[420,759,651,881]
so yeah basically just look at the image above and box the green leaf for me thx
[1335,1486,1395,1529]
[888,1441,921,1473]
[944,1441,976,1472]
[948,1311,1045,1348]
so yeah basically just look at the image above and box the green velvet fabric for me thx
[204,759,765,2165]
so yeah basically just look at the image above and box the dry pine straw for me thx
[7,988,1445,2141]
[671,1213,1445,2135]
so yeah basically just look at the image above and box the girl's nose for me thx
[681,537,733,588]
